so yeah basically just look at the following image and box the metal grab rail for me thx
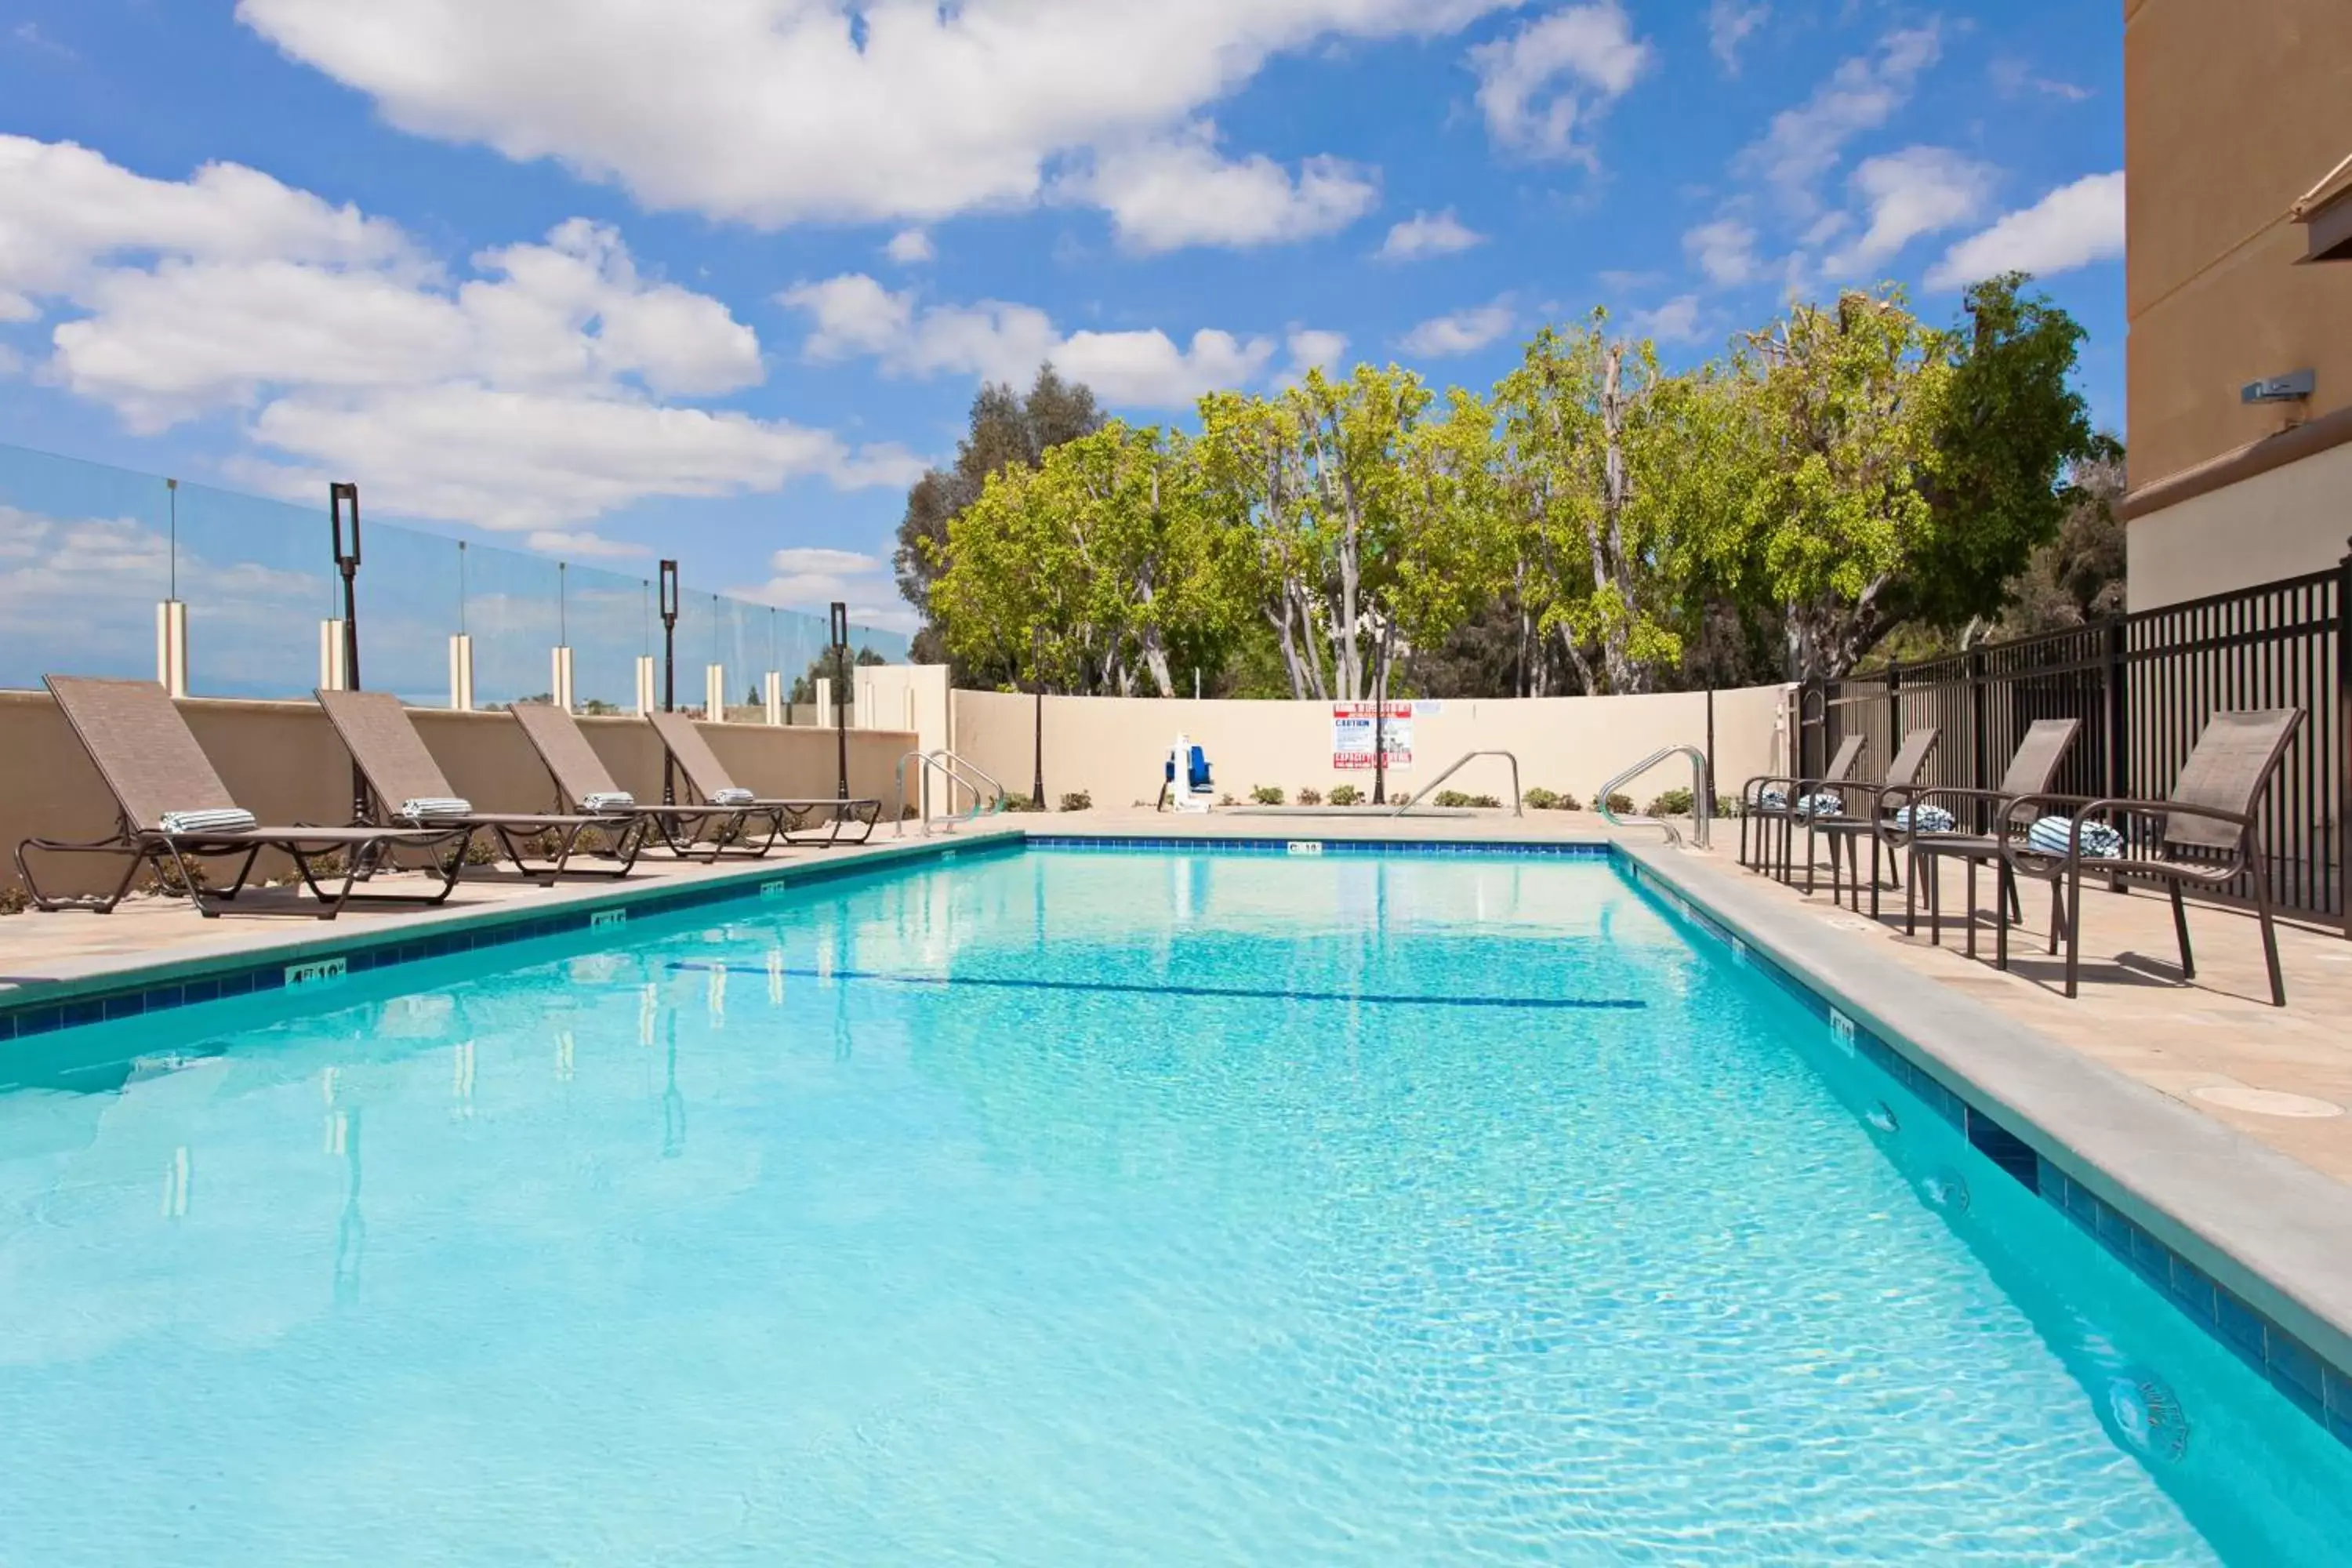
[1596,746,1714,848]
[893,750,1007,836]
[1392,750,1523,817]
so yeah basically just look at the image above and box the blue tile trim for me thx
[0,834,1022,1040]
[1616,850,2352,1460]
[1025,835,1609,859]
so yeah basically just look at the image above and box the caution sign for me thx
[1332,702,1412,770]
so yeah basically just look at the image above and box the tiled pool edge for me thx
[0,829,1027,1036]
[1617,842,2352,1454]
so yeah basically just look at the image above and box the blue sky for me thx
[0,1,2123,630]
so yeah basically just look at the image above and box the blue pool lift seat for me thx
[1157,745,1214,810]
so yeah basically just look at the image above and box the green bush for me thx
[1217,792,1238,807]
[1646,787,1695,817]
[1058,791,1092,812]
[1468,793,1502,809]
[1434,789,1472,808]
[1000,792,1045,813]
[1250,785,1285,806]
[1606,792,1637,815]
[1296,787,1323,807]
[1327,784,1364,807]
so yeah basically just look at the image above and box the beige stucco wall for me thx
[0,688,915,899]
[2126,439,2352,608]
[2125,0,2352,492]
[947,686,1790,812]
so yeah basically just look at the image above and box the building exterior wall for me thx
[946,686,1791,816]
[2126,436,2352,608]
[2123,0,2352,605]
[0,691,915,899]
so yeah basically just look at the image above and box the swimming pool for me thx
[1,843,2346,1563]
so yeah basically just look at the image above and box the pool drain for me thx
[1865,1102,1900,1134]
[1921,1167,1969,1213]
[2107,1374,2190,1463]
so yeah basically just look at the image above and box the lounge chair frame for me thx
[314,688,649,882]
[1800,727,1940,913]
[510,702,785,864]
[1890,718,2082,960]
[18,677,468,920]
[647,710,882,853]
[1739,733,1867,881]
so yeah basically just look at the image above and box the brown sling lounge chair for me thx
[1802,725,1940,913]
[1893,717,2081,960]
[314,689,647,881]
[16,676,466,919]
[1998,708,2305,1007]
[508,702,775,863]
[1739,734,1867,881]
[646,710,882,850]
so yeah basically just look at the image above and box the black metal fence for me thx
[1798,547,2349,933]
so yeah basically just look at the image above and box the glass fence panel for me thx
[0,441,908,702]
[360,519,463,706]
[459,539,560,709]
[0,444,172,688]
[172,477,338,699]
[563,561,652,714]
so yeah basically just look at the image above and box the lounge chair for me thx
[1801,726,1940,913]
[508,702,774,863]
[645,710,880,850]
[16,676,466,919]
[1156,742,1214,812]
[314,688,648,880]
[1739,733,1867,880]
[1998,708,2305,1006]
[1893,717,2081,959]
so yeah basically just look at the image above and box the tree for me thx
[894,365,1104,665]
[787,645,884,704]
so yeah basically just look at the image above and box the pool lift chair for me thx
[1159,735,1214,813]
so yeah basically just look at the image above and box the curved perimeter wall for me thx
[947,685,1793,811]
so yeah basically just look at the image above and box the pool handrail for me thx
[1598,746,1714,848]
[893,750,1007,836]
[1392,750,1522,817]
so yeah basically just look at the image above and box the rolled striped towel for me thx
[2027,814,2125,858]
[1893,804,1955,833]
[710,787,757,807]
[397,797,473,821]
[158,807,256,836]
[1756,786,1788,810]
[582,791,637,814]
[1796,790,1844,818]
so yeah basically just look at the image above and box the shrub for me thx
[1523,786,1559,811]
[0,884,28,915]
[1433,789,1476,808]
[902,802,922,820]
[1250,785,1285,806]
[1296,787,1323,807]
[1217,792,1238,807]
[1001,792,1045,813]
[1606,792,1637,815]
[1646,787,1695,818]
[1058,791,1092,812]
[1468,793,1502,809]
[1327,784,1364,807]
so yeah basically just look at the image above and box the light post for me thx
[829,603,851,804]
[659,561,680,804]
[329,482,365,820]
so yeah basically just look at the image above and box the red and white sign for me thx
[1332,701,1413,770]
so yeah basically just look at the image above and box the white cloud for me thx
[1625,294,1704,345]
[1734,24,1942,214]
[1927,171,2125,291]
[1400,299,1516,358]
[884,229,935,264]
[1683,218,1760,287]
[1469,3,1652,162]
[1071,124,1379,252]
[781,272,1290,408]
[771,546,884,575]
[525,529,652,559]
[1823,146,1994,277]
[1377,209,1486,261]
[235,0,1519,243]
[1,134,913,532]
[1989,60,2092,103]
[1708,1,1769,76]
[1283,328,1351,382]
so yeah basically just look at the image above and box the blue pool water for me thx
[1,847,2347,1563]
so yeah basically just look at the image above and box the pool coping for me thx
[1619,841,2352,1447]
[2,820,2348,1447]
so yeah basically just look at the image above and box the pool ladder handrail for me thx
[1392,750,1523,817]
[1595,745,1713,848]
[893,750,1007,837]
